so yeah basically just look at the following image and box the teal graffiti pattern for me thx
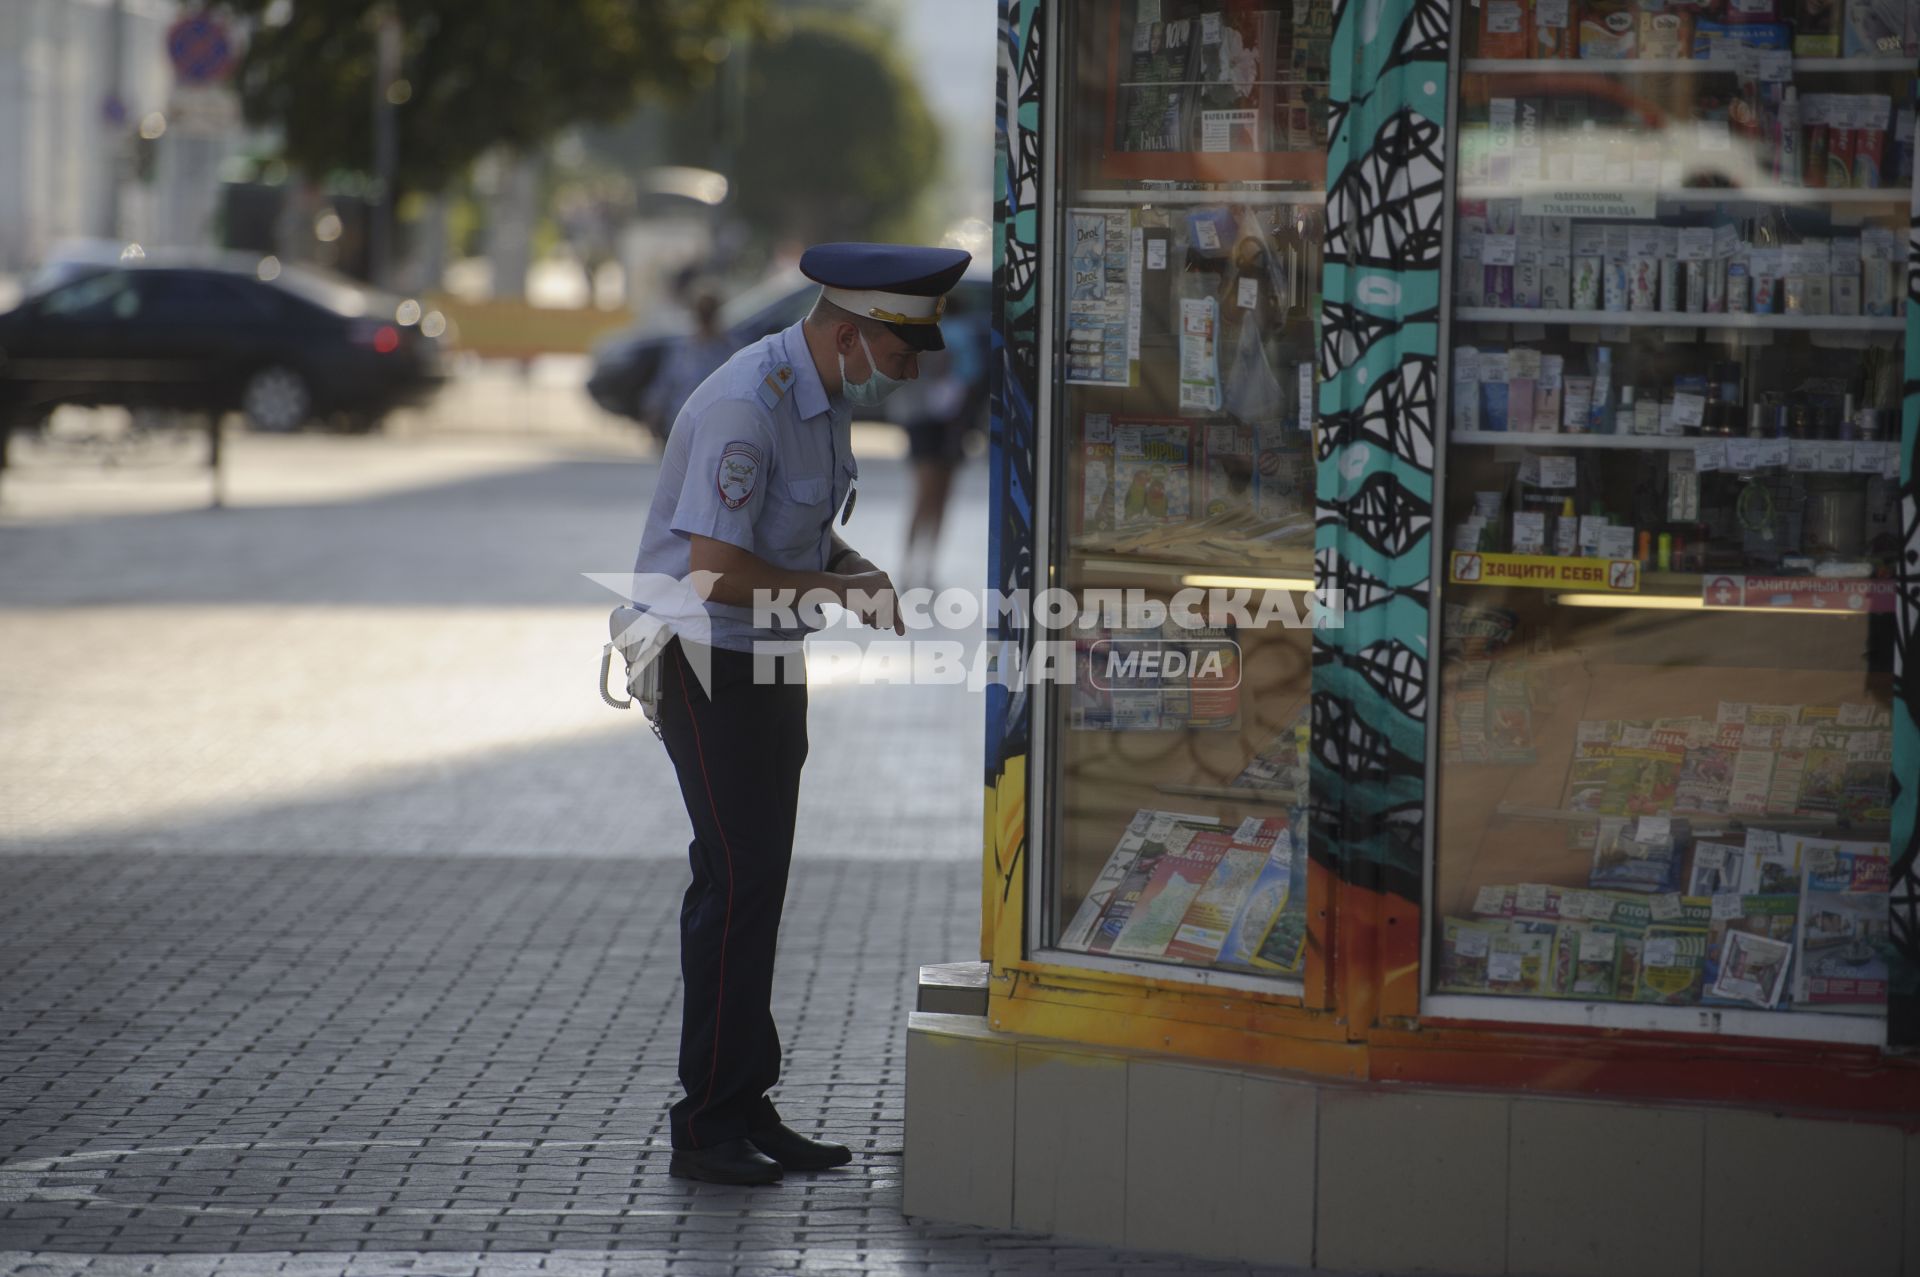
[1308,0,1450,901]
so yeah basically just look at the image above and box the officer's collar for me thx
[777,321,833,422]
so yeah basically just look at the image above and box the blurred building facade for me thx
[0,0,250,274]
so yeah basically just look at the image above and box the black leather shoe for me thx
[668,1138,783,1185]
[747,1123,853,1171]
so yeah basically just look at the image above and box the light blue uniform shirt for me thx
[632,321,856,652]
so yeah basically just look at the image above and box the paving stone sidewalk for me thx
[0,429,1324,1276]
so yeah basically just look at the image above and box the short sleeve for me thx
[669,398,777,553]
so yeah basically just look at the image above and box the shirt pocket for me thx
[762,473,831,554]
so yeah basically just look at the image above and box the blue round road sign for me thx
[167,13,234,85]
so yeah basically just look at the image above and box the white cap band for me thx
[821,286,945,325]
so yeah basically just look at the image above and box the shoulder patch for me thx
[756,363,796,410]
[715,441,763,510]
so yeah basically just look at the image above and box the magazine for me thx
[1708,929,1794,1009]
[1701,894,1798,1009]
[1165,837,1274,964]
[1437,917,1504,993]
[1792,839,1891,1011]
[1636,925,1710,1005]
[1216,835,1295,969]
[1110,830,1234,959]
[1588,818,1685,894]
[1063,810,1221,953]
[1112,420,1197,530]
[1685,841,1750,896]
[1057,814,1151,952]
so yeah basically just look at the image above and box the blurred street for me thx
[0,384,1302,1276]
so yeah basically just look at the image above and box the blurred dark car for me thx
[588,266,991,440]
[0,255,444,433]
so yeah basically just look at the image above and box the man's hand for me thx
[838,568,906,635]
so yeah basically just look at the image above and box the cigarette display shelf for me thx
[1450,430,1708,449]
[1456,306,1904,331]
[1456,183,1908,205]
[1462,56,1917,75]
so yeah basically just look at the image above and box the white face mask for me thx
[838,331,908,407]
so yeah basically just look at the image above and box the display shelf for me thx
[1456,183,1908,205]
[1450,430,1703,450]
[1156,780,1299,807]
[1457,307,1905,332]
[1074,553,1317,590]
[1072,187,1326,205]
[1461,55,1916,74]
[1489,799,1859,832]
[1100,150,1327,184]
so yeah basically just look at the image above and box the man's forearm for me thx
[689,536,839,608]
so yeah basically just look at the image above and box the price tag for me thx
[1741,724,1776,748]
[1670,393,1706,429]
[1830,238,1861,273]
[1146,239,1168,271]
[1537,0,1570,25]
[1628,228,1662,258]
[1298,363,1315,431]
[1711,892,1745,921]
[1650,893,1683,922]
[1486,951,1524,982]
[1756,49,1793,82]
[1516,883,1550,914]
[1746,828,1781,856]
[1486,1,1525,33]
[1201,11,1221,42]
[1237,276,1259,310]
[1234,816,1268,844]
[1483,234,1518,266]
[1456,927,1491,958]
[1557,890,1588,919]
[1473,885,1508,915]
[1755,439,1789,468]
[1726,439,1761,472]
[1676,228,1714,262]
[1789,244,1828,277]
[1637,815,1672,844]
[1138,0,1162,21]
[1580,930,1617,961]
[1619,725,1654,749]
[1573,225,1608,256]
[1134,16,1156,50]
[1644,937,1680,966]
[1583,892,1618,921]
[1713,223,1742,257]
[1789,440,1820,472]
[1818,441,1853,473]
[1538,455,1578,489]
[1805,845,1839,875]
[1855,441,1890,474]
[1194,219,1221,252]
[1694,439,1727,472]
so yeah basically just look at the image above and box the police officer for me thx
[630,242,970,1186]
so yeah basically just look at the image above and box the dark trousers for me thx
[656,638,808,1149]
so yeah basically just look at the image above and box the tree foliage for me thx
[225,0,764,195]
[669,15,942,244]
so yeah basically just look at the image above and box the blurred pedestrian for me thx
[896,299,988,590]
[644,291,735,434]
[626,241,970,1186]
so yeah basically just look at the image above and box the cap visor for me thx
[887,320,945,353]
